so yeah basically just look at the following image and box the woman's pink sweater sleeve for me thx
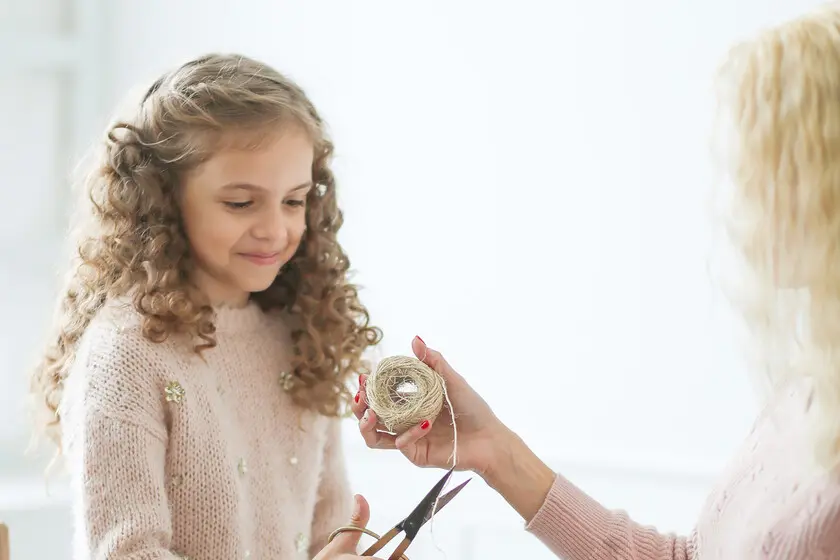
[526,474,694,560]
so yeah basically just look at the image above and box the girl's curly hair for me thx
[31,53,382,449]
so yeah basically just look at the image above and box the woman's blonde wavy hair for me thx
[713,3,840,472]
[31,53,382,450]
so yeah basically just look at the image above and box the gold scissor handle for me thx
[327,526,410,560]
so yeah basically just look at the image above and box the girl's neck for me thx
[186,270,266,332]
[190,268,250,308]
[211,299,266,333]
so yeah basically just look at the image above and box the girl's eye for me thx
[224,201,253,209]
[286,200,306,208]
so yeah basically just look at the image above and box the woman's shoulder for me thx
[760,463,840,556]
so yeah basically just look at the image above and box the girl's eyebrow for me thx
[220,182,263,192]
[219,181,313,192]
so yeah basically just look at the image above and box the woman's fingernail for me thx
[354,392,360,403]
[420,420,430,430]
[416,336,425,344]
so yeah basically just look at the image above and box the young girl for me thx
[354,5,840,559]
[30,53,382,560]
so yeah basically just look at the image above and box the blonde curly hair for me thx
[714,3,840,471]
[31,53,382,449]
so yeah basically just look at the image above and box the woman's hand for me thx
[353,336,557,523]
[312,494,383,560]
[351,336,512,476]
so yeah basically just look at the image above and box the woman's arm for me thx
[354,337,693,560]
[482,429,557,522]
[486,430,693,560]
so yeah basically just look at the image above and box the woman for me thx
[352,5,840,559]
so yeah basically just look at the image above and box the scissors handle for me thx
[361,526,400,556]
[388,539,412,560]
[326,526,410,560]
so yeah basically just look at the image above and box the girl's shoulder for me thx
[60,298,183,430]
[82,296,177,357]
[68,297,185,392]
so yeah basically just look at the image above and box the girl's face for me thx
[180,126,314,306]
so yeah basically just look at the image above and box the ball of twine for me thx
[366,355,445,434]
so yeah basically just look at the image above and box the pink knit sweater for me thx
[59,299,351,560]
[526,378,840,559]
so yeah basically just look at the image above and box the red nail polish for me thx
[354,392,360,403]
[416,336,425,344]
[420,420,430,430]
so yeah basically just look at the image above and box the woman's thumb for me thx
[329,494,370,553]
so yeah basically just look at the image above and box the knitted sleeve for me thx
[526,474,695,560]
[308,417,354,556]
[60,324,181,560]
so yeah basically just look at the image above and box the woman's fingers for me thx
[394,418,434,450]
[359,409,397,449]
[351,375,368,419]
[351,392,366,419]
[411,336,429,364]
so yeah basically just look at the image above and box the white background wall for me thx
[0,0,826,558]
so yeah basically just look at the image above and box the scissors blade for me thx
[361,470,470,558]
[421,478,471,525]
[399,467,456,541]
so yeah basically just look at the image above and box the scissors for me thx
[328,467,470,560]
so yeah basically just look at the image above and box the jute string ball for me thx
[366,355,445,435]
